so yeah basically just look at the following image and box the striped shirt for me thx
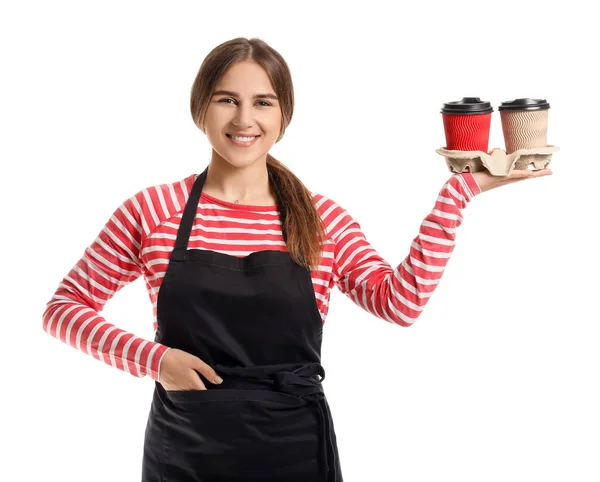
[42,171,481,381]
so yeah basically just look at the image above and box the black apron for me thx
[141,165,343,481]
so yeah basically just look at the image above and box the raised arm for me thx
[41,191,170,380]
[332,172,481,326]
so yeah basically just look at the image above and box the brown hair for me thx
[190,37,326,270]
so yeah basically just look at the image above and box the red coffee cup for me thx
[441,97,494,152]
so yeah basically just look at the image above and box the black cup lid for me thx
[499,98,550,111]
[441,97,493,115]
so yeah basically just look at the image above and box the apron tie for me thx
[215,362,339,481]
[273,362,325,400]
[272,364,337,482]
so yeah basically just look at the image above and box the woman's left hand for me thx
[471,168,553,193]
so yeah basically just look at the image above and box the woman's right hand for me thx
[158,348,223,391]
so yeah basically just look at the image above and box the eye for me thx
[217,98,272,107]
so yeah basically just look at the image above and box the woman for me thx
[42,37,552,481]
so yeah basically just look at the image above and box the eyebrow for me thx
[212,90,279,100]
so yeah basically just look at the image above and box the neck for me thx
[203,154,275,205]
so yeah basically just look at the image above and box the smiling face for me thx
[203,60,283,169]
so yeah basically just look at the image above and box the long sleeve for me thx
[332,172,481,326]
[42,191,170,381]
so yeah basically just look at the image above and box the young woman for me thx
[42,37,552,481]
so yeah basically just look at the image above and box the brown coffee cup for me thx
[499,98,550,170]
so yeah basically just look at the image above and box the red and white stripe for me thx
[42,172,480,381]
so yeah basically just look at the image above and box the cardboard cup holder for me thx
[436,145,559,176]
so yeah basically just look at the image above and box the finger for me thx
[507,169,536,179]
[189,370,208,390]
[507,168,553,182]
[534,168,553,176]
[193,357,223,385]
[523,168,552,177]
[526,169,553,181]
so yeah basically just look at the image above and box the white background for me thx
[2,1,598,481]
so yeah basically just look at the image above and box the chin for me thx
[220,156,266,169]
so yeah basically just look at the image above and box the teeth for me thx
[230,135,257,142]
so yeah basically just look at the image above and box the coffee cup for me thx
[441,97,493,152]
[499,98,550,169]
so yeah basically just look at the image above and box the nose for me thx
[232,102,254,129]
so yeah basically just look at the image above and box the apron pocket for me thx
[162,388,321,478]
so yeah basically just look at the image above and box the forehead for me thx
[215,60,275,94]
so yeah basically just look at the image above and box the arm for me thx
[41,191,170,381]
[332,173,481,326]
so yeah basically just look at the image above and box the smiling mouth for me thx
[226,134,260,140]
[226,133,261,147]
